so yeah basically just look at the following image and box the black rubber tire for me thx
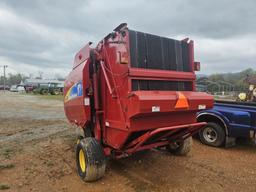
[167,137,193,156]
[76,135,84,145]
[75,126,92,145]
[76,137,106,182]
[52,89,60,95]
[199,122,225,147]
[84,126,93,137]
[40,89,48,95]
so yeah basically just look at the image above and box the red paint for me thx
[64,23,214,158]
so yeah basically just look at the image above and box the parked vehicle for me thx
[33,83,48,94]
[64,23,213,181]
[0,85,10,90]
[197,100,256,147]
[10,85,25,92]
[10,85,18,92]
[24,85,36,93]
[49,82,64,95]
[33,82,63,95]
[17,86,25,93]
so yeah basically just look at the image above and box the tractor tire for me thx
[76,137,106,182]
[199,122,225,147]
[167,136,192,156]
[52,89,60,95]
[40,89,48,95]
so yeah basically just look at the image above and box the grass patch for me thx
[0,164,15,170]
[37,94,64,101]
[2,148,14,159]
[0,184,10,190]
[24,92,64,101]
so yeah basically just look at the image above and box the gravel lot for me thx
[1,92,256,192]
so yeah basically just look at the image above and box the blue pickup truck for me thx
[197,100,256,147]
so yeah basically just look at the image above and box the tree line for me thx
[197,68,256,93]
[0,73,27,86]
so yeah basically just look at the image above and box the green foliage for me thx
[36,94,64,101]
[197,68,256,93]
[0,73,28,86]
[0,184,10,190]
[0,164,15,170]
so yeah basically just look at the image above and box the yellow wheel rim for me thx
[79,149,86,172]
[76,139,80,145]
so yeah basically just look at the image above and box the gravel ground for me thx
[0,91,256,192]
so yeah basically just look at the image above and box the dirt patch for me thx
[0,92,256,192]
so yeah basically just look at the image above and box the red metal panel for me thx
[73,43,91,69]
[105,127,130,149]
[127,91,213,118]
[129,68,196,81]
[64,60,91,127]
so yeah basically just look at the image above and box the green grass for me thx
[0,164,15,170]
[0,184,10,190]
[24,92,64,101]
[2,148,14,159]
[37,94,64,101]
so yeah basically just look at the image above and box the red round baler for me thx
[64,23,213,181]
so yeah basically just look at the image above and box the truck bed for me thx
[215,100,256,108]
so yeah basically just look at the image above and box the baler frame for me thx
[111,122,206,158]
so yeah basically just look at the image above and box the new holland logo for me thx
[64,81,83,102]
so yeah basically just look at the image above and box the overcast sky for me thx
[0,0,256,78]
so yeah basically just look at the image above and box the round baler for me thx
[64,23,214,182]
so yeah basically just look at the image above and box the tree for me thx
[0,73,28,86]
[196,68,256,93]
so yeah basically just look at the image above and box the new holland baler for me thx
[64,23,213,181]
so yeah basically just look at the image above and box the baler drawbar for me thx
[64,23,214,181]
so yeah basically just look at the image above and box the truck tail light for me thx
[194,62,200,71]
[118,51,128,64]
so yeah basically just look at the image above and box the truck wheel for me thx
[167,136,192,156]
[41,89,48,95]
[76,137,106,182]
[199,122,225,147]
[52,89,60,95]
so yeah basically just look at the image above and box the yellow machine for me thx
[238,76,256,102]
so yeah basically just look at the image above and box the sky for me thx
[0,0,256,78]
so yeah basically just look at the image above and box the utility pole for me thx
[2,65,8,92]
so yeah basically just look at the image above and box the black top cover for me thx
[129,30,190,72]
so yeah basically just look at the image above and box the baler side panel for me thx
[64,60,91,127]
[100,31,133,148]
